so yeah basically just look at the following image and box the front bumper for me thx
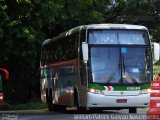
[87,92,149,108]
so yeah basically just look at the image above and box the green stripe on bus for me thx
[113,84,150,91]
[88,83,105,90]
[88,83,150,91]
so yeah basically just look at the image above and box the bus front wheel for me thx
[74,90,79,108]
[74,90,86,112]
[129,108,137,113]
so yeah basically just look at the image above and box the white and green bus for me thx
[40,24,155,113]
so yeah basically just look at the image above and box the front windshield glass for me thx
[121,47,151,84]
[89,30,149,45]
[90,47,151,84]
[90,47,121,83]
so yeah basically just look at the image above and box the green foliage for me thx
[12,102,47,110]
[153,61,160,79]
[0,0,160,105]
[0,102,47,110]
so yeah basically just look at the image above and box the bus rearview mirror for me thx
[153,42,160,63]
[82,42,88,62]
[0,68,9,80]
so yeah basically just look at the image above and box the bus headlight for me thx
[147,89,151,93]
[140,89,151,94]
[88,88,104,95]
[88,88,96,93]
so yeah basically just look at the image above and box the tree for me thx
[0,0,160,104]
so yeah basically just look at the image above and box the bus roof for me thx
[43,24,148,46]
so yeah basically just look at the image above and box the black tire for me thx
[46,89,49,103]
[74,90,86,113]
[90,108,101,113]
[129,108,137,113]
[47,88,66,111]
[74,91,79,108]
[48,88,53,111]
[55,105,66,111]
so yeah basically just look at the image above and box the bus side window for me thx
[59,65,75,77]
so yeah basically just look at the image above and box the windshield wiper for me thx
[123,65,139,84]
[106,64,120,84]
[122,56,139,84]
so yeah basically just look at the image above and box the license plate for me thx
[116,99,127,103]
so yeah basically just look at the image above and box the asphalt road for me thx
[0,108,151,120]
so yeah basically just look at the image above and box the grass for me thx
[0,102,47,110]
[153,64,160,79]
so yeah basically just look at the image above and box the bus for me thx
[40,24,155,113]
[0,67,9,106]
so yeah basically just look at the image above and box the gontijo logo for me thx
[127,87,140,91]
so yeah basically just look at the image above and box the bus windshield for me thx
[89,46,151,84]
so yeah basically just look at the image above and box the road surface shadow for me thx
[53,108,128,114]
